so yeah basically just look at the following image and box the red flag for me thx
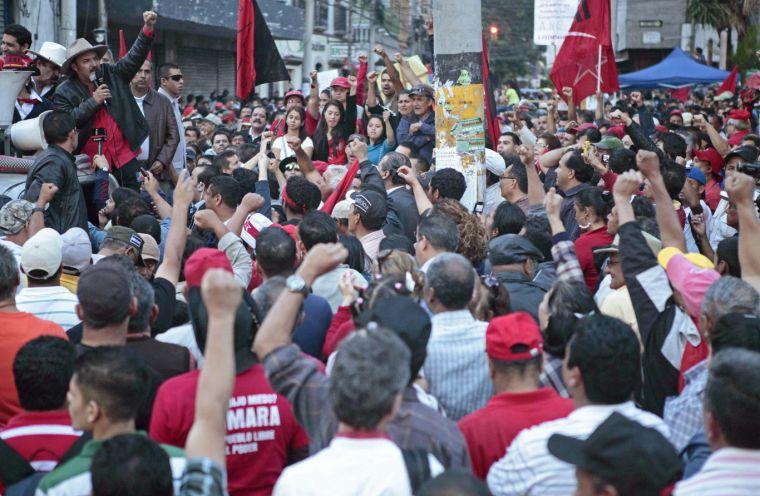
[717,65,739,95]
[670,86,691,102]
[481,34,500,150]
[118,30,127,59]
[237,0,256,100]
[321,159,360,215]
[550,0,619,105]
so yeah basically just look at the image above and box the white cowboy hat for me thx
[26,42,67,68]
[61,38,108,74]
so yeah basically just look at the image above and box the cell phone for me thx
[472,202,484,215]
[139,167,149,178]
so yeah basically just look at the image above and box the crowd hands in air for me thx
[2,10,760,496]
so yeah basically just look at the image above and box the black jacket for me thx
[386,186,420,243]
[12,98,54,123]
[493,270,547,322]
[53,30,153,154]
[25,144,88,233]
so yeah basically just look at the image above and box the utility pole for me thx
[303,0,315,90]
[368,0,376,67]
[98,0,108,33]
[59,0,77,46]
[432,0,485,210]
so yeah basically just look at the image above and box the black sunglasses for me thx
[166,74,183,82]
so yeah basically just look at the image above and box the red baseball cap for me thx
[655,124,669,133]
[606,125,625,140]
[670,109,683,116]
[486,312,543,361]
[271,223,299,245]
[331,77,351,89]
[184,248,233,288]
[728,108,751,121]
[284,90,305,103]
[693,147,724,174]
[568,122,598,135]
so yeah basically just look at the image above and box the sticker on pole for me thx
[533,0,579,46]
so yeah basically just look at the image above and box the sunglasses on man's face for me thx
[166,74,183,82]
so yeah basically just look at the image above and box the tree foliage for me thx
[482,0,545,81]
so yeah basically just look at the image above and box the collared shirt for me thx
[420,253,441,274]
[673,447,760,496]
[134,94,151,161]
[16,286,80,331]
[158,87,187,170]
[359,229,386,268]
[538,353,569,398]
[458,388,574,479]
[15,86,44,120]
[424,309,492,420]
[487,401,671,496]
[485,183,505,216]
[263,344,471,470]
[664,359,708,452]
[273,436,443,495]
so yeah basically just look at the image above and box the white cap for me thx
[485,148,506,176]
[21,228,63,279]
[332,199,351,220]
[61,227,92,273]
[240,212,273,249]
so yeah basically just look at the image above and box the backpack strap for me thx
[59,431,92,464]
[0,437,35,486]
[401,448,432,493]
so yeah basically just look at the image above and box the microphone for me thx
[90,69,109,106]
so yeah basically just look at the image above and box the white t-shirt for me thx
[134,94,150,161]
[272,135,314,159]
[273,437,443,495]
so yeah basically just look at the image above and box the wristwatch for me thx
[285,274,311,296]
[32,206,45,214]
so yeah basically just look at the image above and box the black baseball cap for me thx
[724,145,759,165]
[547,413,682,492]
[348,189,387,228]
[356,295,431,377]
[488,234,543,265]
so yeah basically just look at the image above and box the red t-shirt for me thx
[0,312,67,427]
[0,410,81,492]
[458,388,575,479]
[150,365,309,496]
[574,226,614,293]
[704,179,721,212]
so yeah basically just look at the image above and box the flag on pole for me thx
[481,33,500,150]
[118,30,127,59]
[236,0,290,101]
[717,65,739,95]
[670,86,691,102]
[550,0,619,105]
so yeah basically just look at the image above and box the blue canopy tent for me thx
[619,48,731,89]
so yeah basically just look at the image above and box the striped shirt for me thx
[486,401,671,496]
[1,410,81,472]
[674,447,760,496]
[424,309,492,421]
[16,286,80,331]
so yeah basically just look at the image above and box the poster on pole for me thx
[533,0,579,45]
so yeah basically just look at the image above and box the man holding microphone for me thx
[53,11,158,190]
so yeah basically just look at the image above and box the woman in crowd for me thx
[272,107,314,160]
[366,111,396,165]
[573,186,614,292]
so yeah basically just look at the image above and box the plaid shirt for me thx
[539,354,569,399]
[551,233,584,283]
[263,344,471,470]
[664,359,708,452]
[180,458,227,496]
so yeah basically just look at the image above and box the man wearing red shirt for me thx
[0,336,81,491]
[0,244,68,427]
[693,148,723,212]
[150,249,308,496]
[458,312,574,479]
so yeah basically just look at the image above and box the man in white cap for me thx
[12,41,66,123]
[484,148,506,215]
[17,228,80,330]
[60,226,92,294]
[53,10,157,190]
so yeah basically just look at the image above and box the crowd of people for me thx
[2,8,760,496]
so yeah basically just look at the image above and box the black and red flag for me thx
[237,0,290,100]
[481,33,500,150]
[550,0,619,104]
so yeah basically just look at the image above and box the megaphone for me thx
[9,110,51,152]
[0,71,34,128]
